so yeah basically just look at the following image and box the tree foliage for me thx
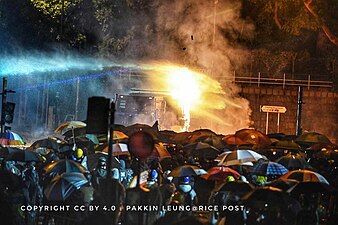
[245,0,338,45]
[30,0,82,18]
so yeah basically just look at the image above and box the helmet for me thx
[179,176,191,184]
[98,157,107,162]
[148,169,158,181]
[226,176,235,182]
[74,148,84,159]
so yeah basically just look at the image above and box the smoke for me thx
[115,0,255,134]
[4,0,256,140]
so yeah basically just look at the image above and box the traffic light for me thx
[4,102,15,124]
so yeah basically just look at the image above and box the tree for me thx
[245,0,338,46]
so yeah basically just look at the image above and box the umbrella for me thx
[87,153,122,171]
[270,140,302,151]
[183,142,221,159]
[169,165,207,177]
[218,150,265,166]
[55,121,86,146]
[313,149,338,161]
[113,131,129,141]
[187,129,217,143]
[265,179,299,191]
[0,170,22,191]
[43,159,88,175]
[148,143,171,160]
[295,132,331,147]
[280,170,329,184]
[200,135,226,150]
[242,186,296,208]
[200,166,240,181]
[218,180,254,197]
[6,150,43,162]
[124,123,159,140]
[234,128,272,147]
[276,153,311,170]
[222,134,247,146]
[44,172,89,201]
[55,121,87,133]
[0,146,20,158]
[68,134,99,145]
[30,138,60,150]
[250,160,289,176]
[288,181,336,195]
[0,131,25,146]
[98,143,130,156]
[307,143,337,152]
[168,132,192,145]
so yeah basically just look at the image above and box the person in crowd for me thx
[2,160,21,175]
[171,176,198,207]
[22,161,41,225]
[72,148,88,170]
[296,193,320,225]
[91,157,107,190]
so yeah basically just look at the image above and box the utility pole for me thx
[296,86,303,136]
[1,77,8,134]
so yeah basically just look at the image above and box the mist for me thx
[117,0,255,134]
[2,0,256,141]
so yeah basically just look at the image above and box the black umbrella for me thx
[265,179,299,191]
[288,181,337,195]
[276,153,311,170]
[183,142,221,159]
[44,172,89,201]
[0,170,22,191]
[169,165,207,177]
[87,153,122,171]
[30,138,60,150]
[218,180,254,197]
[0,146,20,158]
[57,144,74,153]
[43,159,88,175]
[6,150,43,162]
[242,186,295,208]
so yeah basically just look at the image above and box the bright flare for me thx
[169,68,201,131]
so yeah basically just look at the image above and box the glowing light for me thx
[168,68,201,131]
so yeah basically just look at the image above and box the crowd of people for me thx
[0,126,337,225]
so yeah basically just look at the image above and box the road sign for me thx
[261,105,287,113]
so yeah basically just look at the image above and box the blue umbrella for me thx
[251,160,289,176]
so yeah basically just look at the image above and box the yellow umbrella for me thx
[55,121,86,148]
[54,121,87,133]
[113,131,128,141]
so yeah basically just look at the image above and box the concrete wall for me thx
[239,85,338,144]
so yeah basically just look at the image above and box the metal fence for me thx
[217,72,334,90]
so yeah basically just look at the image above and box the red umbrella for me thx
[201,166,240,181]
[222,134,247,145]
[235,128,272,147]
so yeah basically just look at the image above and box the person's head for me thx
[178,176,192,193]
[111,168,120,180]
[98,157,107,169]
[74,148,84,160]
[147,169,158,186]
[226,175,235,182]
[28,161,36,168]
